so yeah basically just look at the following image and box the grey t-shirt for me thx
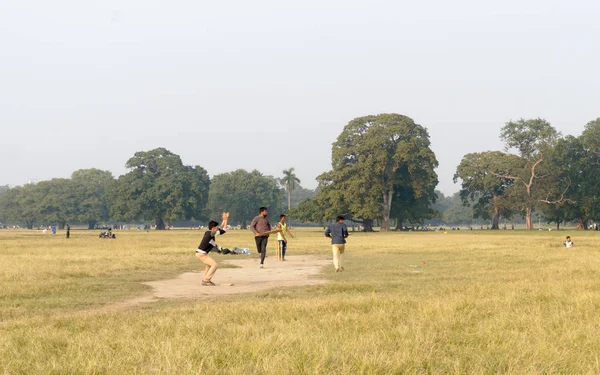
[250,215,271,237]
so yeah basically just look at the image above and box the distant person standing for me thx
[277,214,294,261]
[325,216,349,272]
[51,225,57,235]
[66,224,70,239]
[250,207,272,268]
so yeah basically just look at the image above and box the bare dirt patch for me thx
[111,255,331,308]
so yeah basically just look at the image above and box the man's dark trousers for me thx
[255,236,269,264]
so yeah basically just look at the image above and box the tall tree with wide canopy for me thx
[207,169,284,228]
[454,151,514,229]
[281,168,301,210]
[329,114,438,231]
[493,118,560,230]
[107,148,210,229]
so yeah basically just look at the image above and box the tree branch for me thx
[527,156,544,189]
[490,170,529,189]
[539,181,575,204]
[489,171,520,181]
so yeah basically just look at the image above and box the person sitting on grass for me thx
[196,212,229,286]
[564,236,574,248]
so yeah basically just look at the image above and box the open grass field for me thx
[2,227,600,374]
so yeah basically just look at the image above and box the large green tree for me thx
[454,151,514,229]
[541,123,600,229]
[107,148,210,229]
[493,118,560,230]
[327,113,438,231]
[281,168,301,210]
[207,169,284,228]
[71,169,115,229]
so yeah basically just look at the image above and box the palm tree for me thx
[281,168,301,210]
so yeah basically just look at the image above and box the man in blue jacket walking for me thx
[325,216,349,272]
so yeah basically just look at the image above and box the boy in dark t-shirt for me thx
[196,212,229,286]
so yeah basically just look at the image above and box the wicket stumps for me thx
[275,241,282,261]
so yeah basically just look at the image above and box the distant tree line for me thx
[5,115,597,232]
[454,117,600,230]
[0,148,305,230]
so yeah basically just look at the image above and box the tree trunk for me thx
[26,220,34,230]
[577,218,588,230]
[155,217,166,230]
[88,220,97,230]
[380,189,393,232]
[363,219,374,232]
[58,221,66,230]
[556,221,560,231]
[287,190,291,211]
[241,220,247,230]
[491,206,500,230]
[395,218,404,231]
[525,207,533,230]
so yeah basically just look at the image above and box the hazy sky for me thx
[1,0,599,195]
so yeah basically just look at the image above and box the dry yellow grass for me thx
[2,227,600,374]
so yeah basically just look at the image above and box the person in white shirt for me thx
[564,236,574,248]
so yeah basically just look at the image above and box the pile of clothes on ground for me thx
[214,246,250,255]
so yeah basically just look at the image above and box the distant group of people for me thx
[194,207,348,286]
[41,224,70,238]
[99,229,116,239]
